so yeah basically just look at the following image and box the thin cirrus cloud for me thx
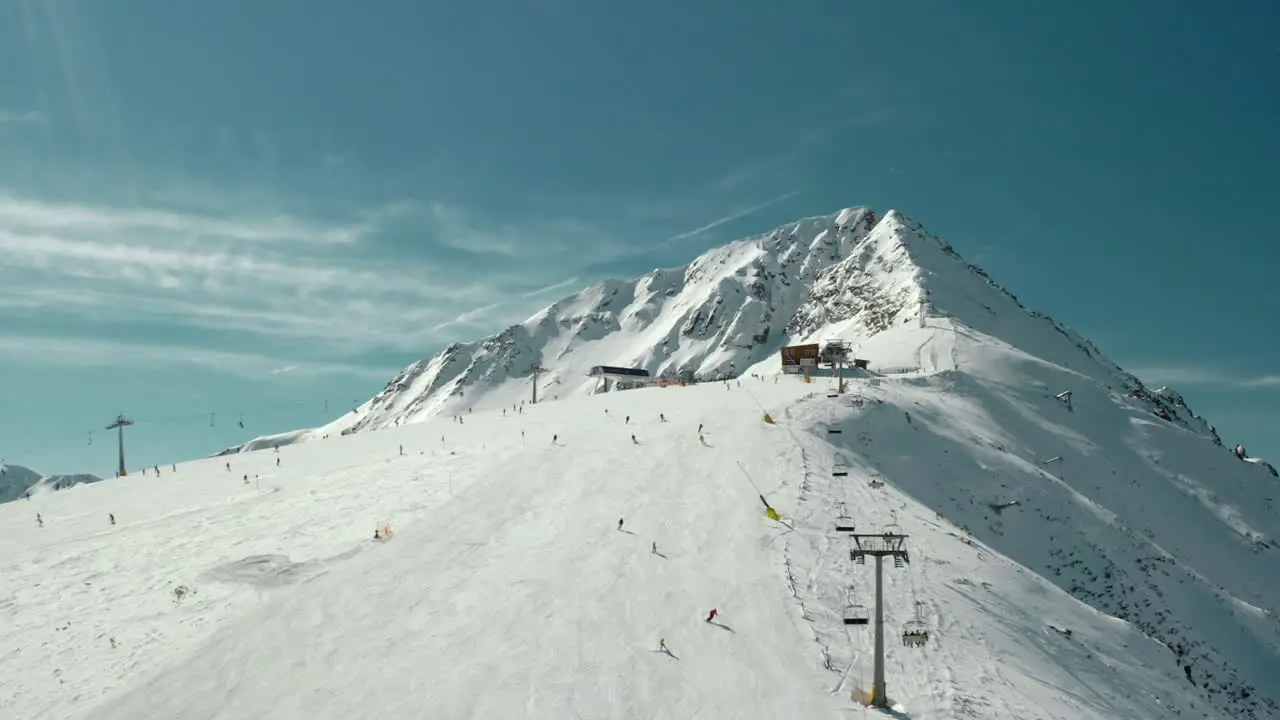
[0,335,397,381]
[0,194,363,245]
[0,192,618,375]
[1131,365,1280,390]
[661,190,799,246]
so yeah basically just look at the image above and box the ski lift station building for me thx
[587,365,652,392]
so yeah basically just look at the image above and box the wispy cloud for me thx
[430,302,506,333]
[663,190,799,245]
[522,276,580,299]
[1130,365,1280,390]
[0,188,625,371]
[0,194,363,245]
[0,335,396,381]
[0,109,45,127]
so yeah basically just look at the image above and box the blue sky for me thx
[1,0,1276,475]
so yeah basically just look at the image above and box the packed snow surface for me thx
[6,323,1274,718]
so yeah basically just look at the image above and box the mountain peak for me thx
[238,205,1220,449]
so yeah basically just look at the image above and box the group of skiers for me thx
[615,514,723,655]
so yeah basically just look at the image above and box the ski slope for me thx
[1,343,1240,719]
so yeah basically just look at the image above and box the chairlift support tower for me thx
[824,339,851,395]
[106,413,134,477]
[836,525,910,709]
[530,365,547,405]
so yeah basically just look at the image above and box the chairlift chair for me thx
[832,461,850,477]
[902,619,929,647]
[902,601,929,646]
[843,603,870,626]
[827,427,843,434]
[882,523,903,536]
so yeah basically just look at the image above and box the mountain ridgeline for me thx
[245,207,1220,447]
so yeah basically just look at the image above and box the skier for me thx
[225,462,231,471]
[705,608,718,623]
[399,444,404,456]
[553,434,558,444]
[659,638,667,652]
[276,457,281,467]
[625,415,630,424]
[697,423,704,433]
[36,513,43,528]
[651,541,657,554]
[631,434,638,444]
[243,474,249,484]
[659,413,666,422]
[617,517,624,531]
[109,513,115,526]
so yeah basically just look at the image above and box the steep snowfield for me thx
[3,354,1266,719]
[778,322,1280,718]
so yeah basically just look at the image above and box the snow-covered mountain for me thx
[237,207,1230,450]
[0,462,103,504]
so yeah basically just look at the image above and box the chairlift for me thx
[902,602,929,647]
[902,619,929,647]
[843,603,870,626]
[832,461,849,477]
[238,411,244,429]
[883,523,903,536]
[869,478,885,489]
